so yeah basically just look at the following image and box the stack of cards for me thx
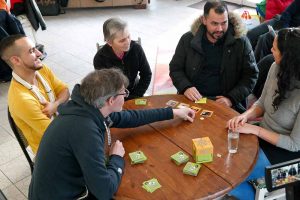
[129,151,147,164]
[142,178,162,193]
[171,151,189,165]
[183,162,201,176]
[135,99,147,105]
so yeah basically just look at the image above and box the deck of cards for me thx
[192,137,213,163]
[171,151,189,165]
[142,178,162,193]
[135,99,147,105]
[183,162,201,176]
[129,151,147,164]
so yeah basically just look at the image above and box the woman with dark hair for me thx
[228,28,300,165]
[93,17,152,100]
[225,28,300,199]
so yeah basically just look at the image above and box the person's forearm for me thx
[55,88,70,106]
[254,126,280,146]
[244,105,264,120]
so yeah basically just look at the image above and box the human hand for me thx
[41,101,59,118]
[234,123,260,136]
[173,107,195,122]
[216,96,232,107]
[184,87,202,101]
[109,140,125,157]
[227,114,248,131]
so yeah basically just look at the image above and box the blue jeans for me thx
[229,148,271,200]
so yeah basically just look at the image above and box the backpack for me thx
[36,0,64,16]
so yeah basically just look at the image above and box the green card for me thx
[129,151,147,164]
[142,178,161,193]
[171,151,189,165]
[183,162,201,176]
[135,99,147,105]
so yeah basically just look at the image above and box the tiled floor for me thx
[0,0,249,199]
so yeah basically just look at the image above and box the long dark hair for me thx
[272,28,300,110]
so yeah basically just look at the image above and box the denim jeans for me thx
[229,148,271,200]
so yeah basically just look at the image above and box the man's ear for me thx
[201,16,207,25]
[9,56,21,66]
[107,96,115,106]
[107,40,113,47]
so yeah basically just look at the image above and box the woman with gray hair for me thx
[93,17,152,100]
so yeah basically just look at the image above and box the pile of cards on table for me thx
[129,150,147,164]
[142,178,161,193]
[183,162,201,176]
[171,151,189,165]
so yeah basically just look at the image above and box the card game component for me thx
[129,151,147,164]
[142,178,162,193]
[166,100,179,108]
[183,162,201,176]
[177,102,190,109]
[192,137,213,163]
[200,110,213,117]
[135,99,147,105]
[190,106,201,114]
[195,98,207,104]
[171,151,189,165]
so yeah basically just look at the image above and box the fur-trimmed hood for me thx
[191,12,247,38]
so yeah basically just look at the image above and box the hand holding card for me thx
[173,107,195,122]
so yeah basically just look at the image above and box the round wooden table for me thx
[113,94,259,199]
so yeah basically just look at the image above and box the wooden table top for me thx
[113,94,259,200]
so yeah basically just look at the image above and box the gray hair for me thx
[80,68,129,109]
[103,17,128,42]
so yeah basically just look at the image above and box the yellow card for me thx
[195,98,207,104]
[190,106,201,113]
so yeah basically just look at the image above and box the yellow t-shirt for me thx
[8,64,68,154]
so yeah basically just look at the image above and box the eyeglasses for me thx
[114,88,130,98]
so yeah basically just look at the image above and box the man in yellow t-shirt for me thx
[0,35,70,154]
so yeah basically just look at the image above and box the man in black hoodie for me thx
[29,68,195,200]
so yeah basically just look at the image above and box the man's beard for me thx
[26,60,43,71]
[208,31,225,41]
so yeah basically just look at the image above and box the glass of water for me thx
[228,129,239,153]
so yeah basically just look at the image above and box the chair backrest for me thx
[7,107,34,173]
[96,37,142,51]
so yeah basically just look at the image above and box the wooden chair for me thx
[96,37,141,51]
[7,108,34,174]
